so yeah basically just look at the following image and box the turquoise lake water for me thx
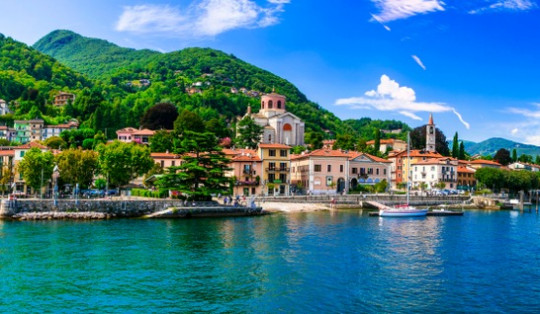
[1,210,540,312]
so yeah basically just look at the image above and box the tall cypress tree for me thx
[452,132,459,158]
[512,149,518,162]
[374,129,381,153]
[459,141,466,160]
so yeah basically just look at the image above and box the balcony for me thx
[266,167,290,172]
[243,170,256,175]
[235,180,259,186]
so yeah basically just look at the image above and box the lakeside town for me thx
[0,90,537,204]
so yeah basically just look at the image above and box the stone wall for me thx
[0,199,252,218]
[256,194,470,206]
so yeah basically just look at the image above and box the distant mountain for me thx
[454,138,540,157]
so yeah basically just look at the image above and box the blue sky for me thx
[1,0,539,144]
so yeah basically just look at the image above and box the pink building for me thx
[116,127,155,144]
[291,149,349,194]
[347,152,392,190]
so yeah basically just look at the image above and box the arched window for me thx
[283,123,292,131]
[429,126,434,134]
[277,100,282,109]
[268,100,273,109]
[268,134,272,142]
[261,101,265,109]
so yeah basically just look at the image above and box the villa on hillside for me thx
[54,92,76,106]
[366,138,407,154]
[116,127,156,144]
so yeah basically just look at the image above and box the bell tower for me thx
[426,114,436,152]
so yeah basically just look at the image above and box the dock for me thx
[369,210,464,217]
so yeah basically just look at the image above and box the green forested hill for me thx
[33,30,159,80]
[33,30,358,138]
[0,33,92,124]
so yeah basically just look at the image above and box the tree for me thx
[459,141,466,160]
[235,116,263,149]
[174,109,205,136]
[206,117,231,139]
[157,131,231,200]
[0,162,14,195]
[333,134,356,151]
[535,155,540,165]
[306,132,323,149]
[44,136,67,149]
[518,154,533,163]
[374,129,381,153]
[56,149,99,188]
[150,130,175,152]
[410,125,450,156]
[140,102,179,130]
[452,132,459,158]
[17,148,54,195]
[493,148,512,166]
[512,149,518,162]
[97,141,154,187]
[291,145,306,154]
[475,167,505,191]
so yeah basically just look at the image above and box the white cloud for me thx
[469,0,536,14]
[505,104,540,145]
[399,111,423,120]
[116,0,289,37]
[412,55,426,70]
[335,74,470,129]
[370,0,445,23]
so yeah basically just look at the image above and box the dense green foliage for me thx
[56,148,99,188]
[236,116,263,149]
[475,167,539,194]
[17,148,55,194]
[96,141,154,187]
[410,125,450,156]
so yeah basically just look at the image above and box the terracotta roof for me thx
[469,159,502,166]
[291,149,350,160]
[222,148,257,156]
[412,157,458,165]
[0,150,14,156]
[151,152,181,159]
[347,151,392,163]
[259,143,291,149]
[232,154,261,162]
[428,113,434,125]
[366,139,405,145]
[389,149,443,159]
[14,141,47,150]
[116,127,138,134]
[133,129,155,136]
[458,165,475,174]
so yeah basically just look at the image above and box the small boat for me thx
[378,132,428,218]
[379,204,428,217]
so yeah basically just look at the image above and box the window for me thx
[269,149,276,157]
[172,161,175,166]
[384,169,387,175]
[327,165,332,172]
[352,168,358,174]
[280,163,287,170]
[340,165,344,173]
[277,100,282,109]
[20,151,25,158]
[269,162,275,170]
[280,149,287,157]
[262,101,265,109]
[279,173,287,182]
[268,173,275,182]
[268,100,273,109]
[376,168,379,175]
[160,161,164,168]
[368,168,373,175]
[315,164,322,172]
[268,134,272,142]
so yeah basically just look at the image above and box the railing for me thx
[266,168,290,172]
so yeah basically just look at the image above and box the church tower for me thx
[426,114,436,152]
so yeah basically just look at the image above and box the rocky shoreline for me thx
[12,211,113,220]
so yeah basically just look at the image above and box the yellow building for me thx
[258,143,291,196]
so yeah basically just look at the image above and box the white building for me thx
[0,99,11,115]
[508,162,540,172]
[42,121,78,140]
[411,157,458,190]
[242,91,305,146]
